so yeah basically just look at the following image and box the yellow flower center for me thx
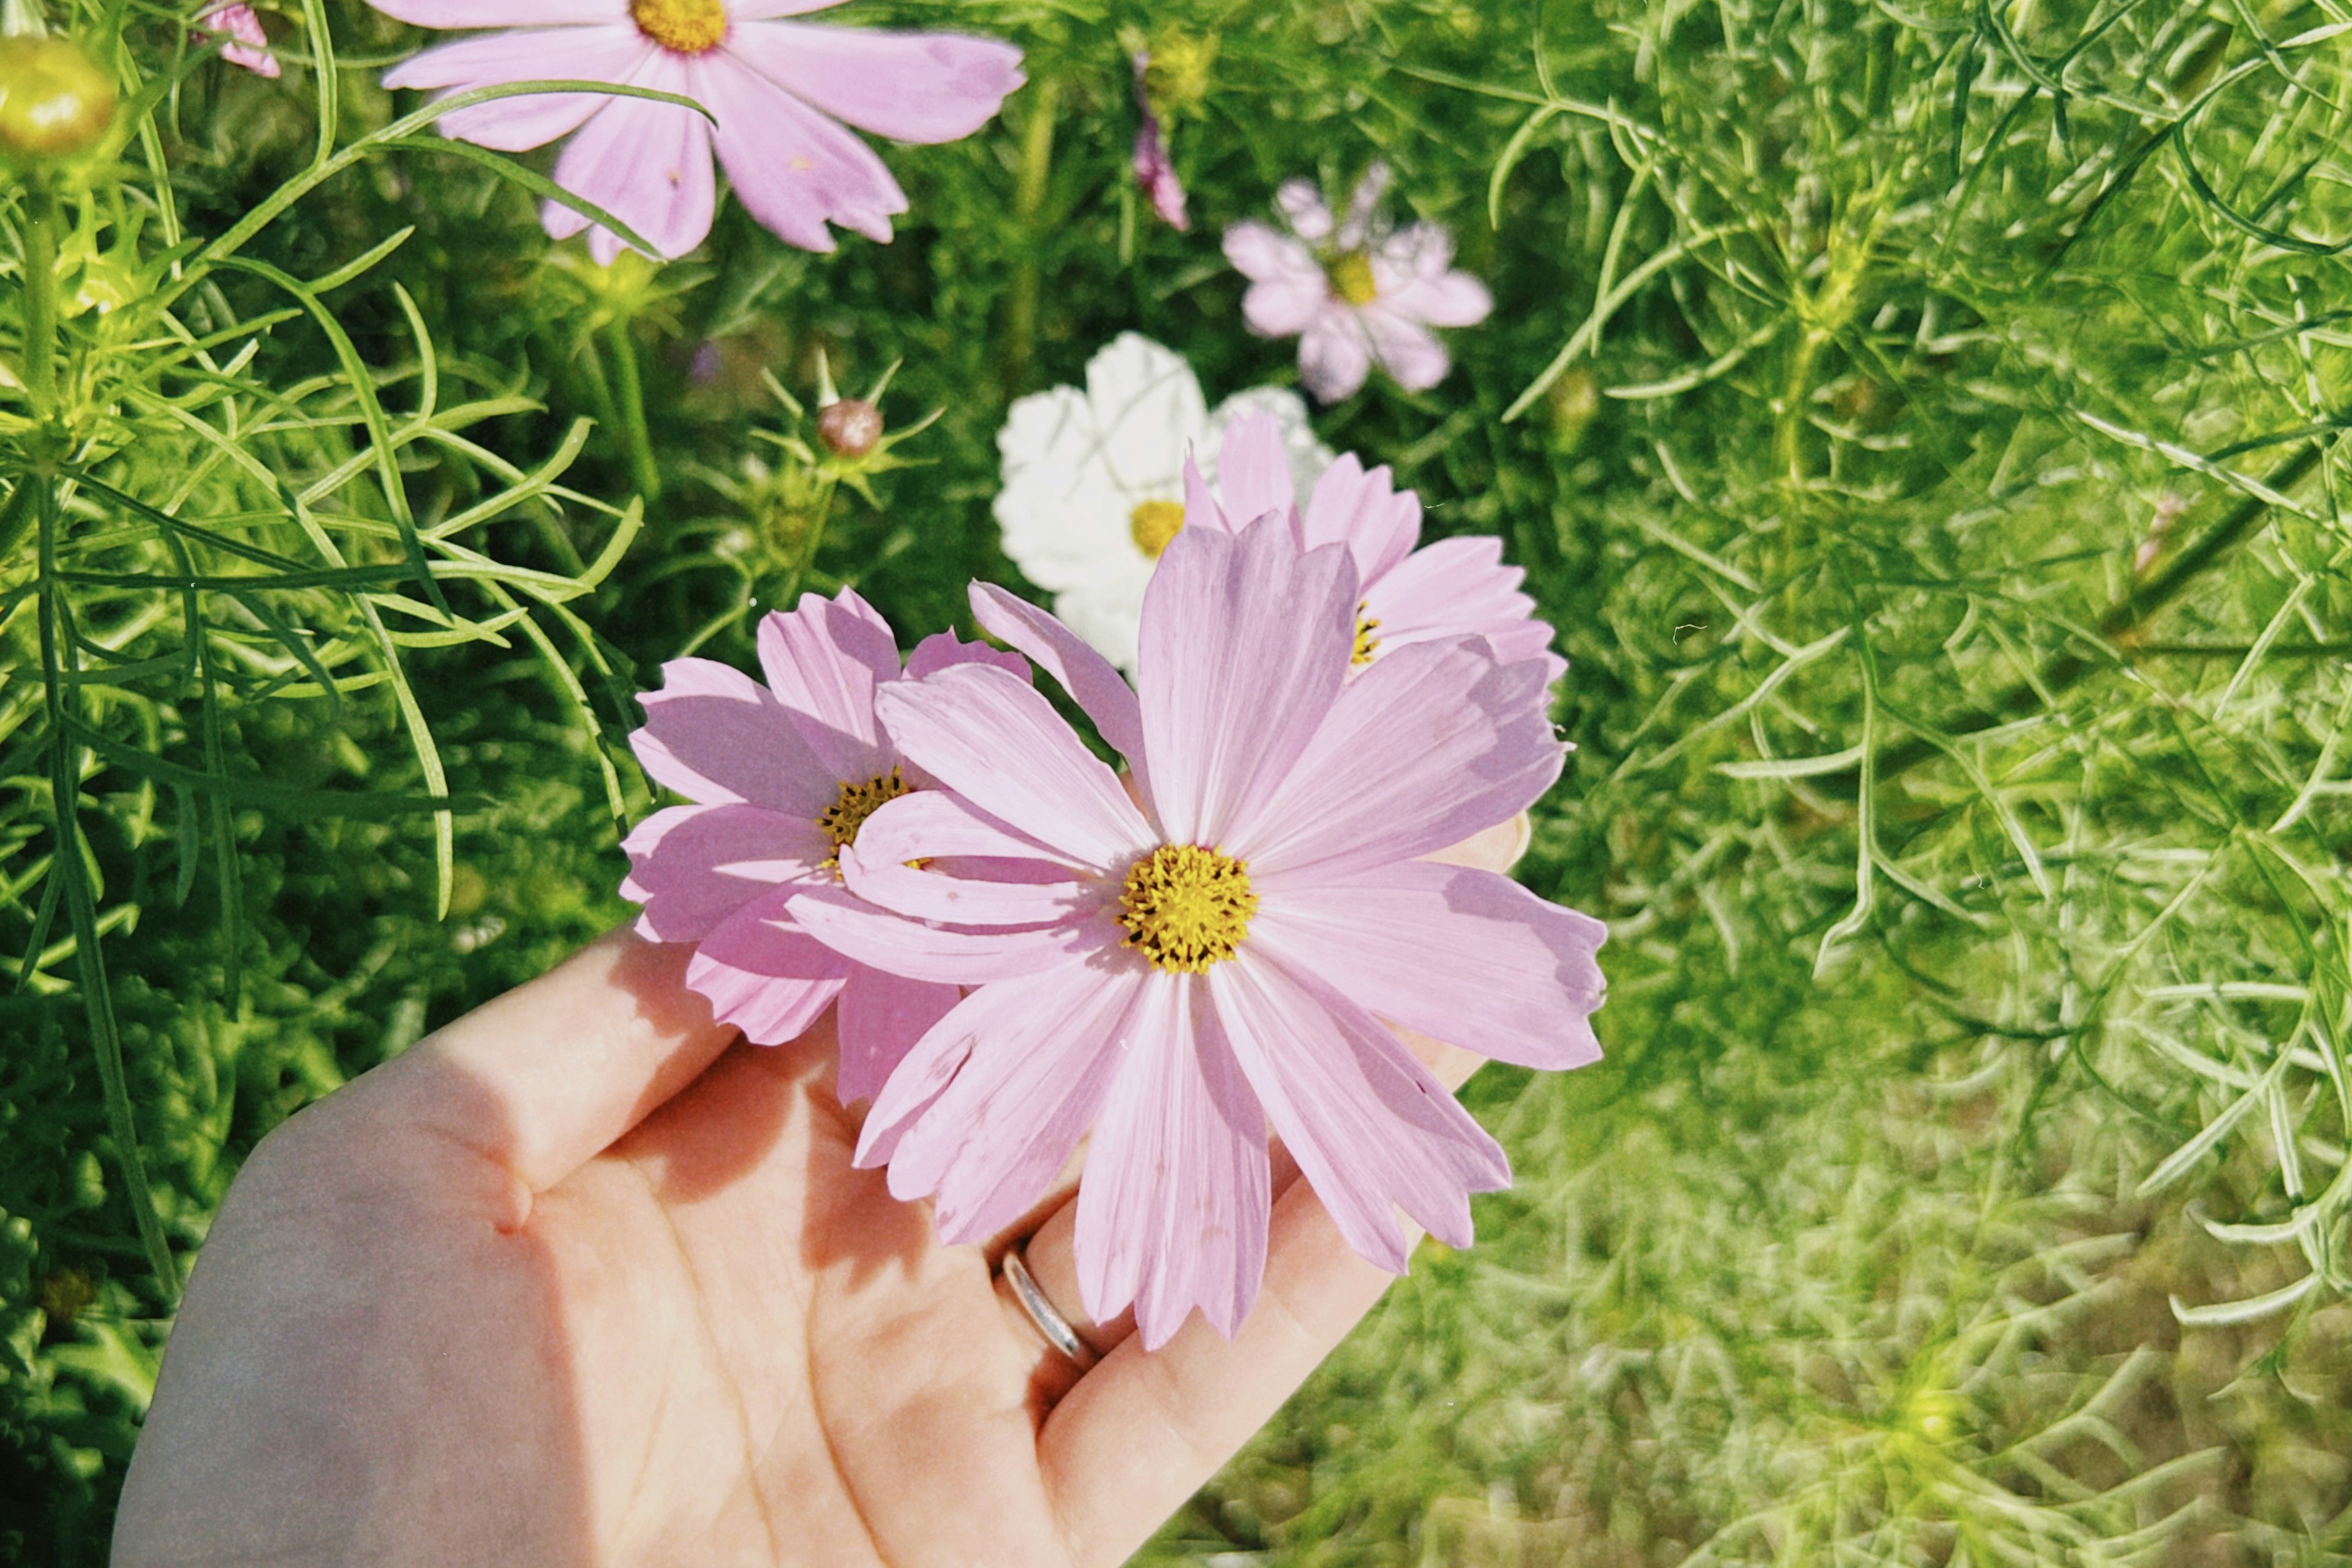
[1351,610,1381,666]
[630,0,728,54]
[1118,844,1258,973]
[819,768,911,874]
[1330,252,1379,307]
[1129,498,1185,559]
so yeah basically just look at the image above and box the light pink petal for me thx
[684,887,852,1046]
[790,884,1112,986]
[968,584,1148,780]
[1137,514,1357,848]
[370,0,626,26]
[1300,453,1423,586]
[1298,306,1374,402]
[874,665,1154,872]
[1074,973,1270,1348]
[1223,221,1316,282]
[1252,861,1606,1071]
[1232,639,1562,881]
[1376,225,1492,327]
[1180,451,1227,531]
[904,628,1030,684]
[1214,411,1296,526]
[754,590,898,784]
[1336,163,1390,252]
[1275,179,1333,243]
[702,54,905,251]
[200,4,278,77]
[630,656,837,816]
[1360,307,1451,393]
[1226,224,1327,341]
[1361,535,1557,669]
[1211,954,1508,1272]
[540,61,715,260]
[723,23,1022,144]
[860,959,1148,1244]
[835,967,960,1106]
[619,802,827,942]
[1240,274,1329,342]
[841,820,1099,931]
[733,0,856,14]
[387,28,654,152]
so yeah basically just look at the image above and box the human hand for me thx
[112,816,1531,1568]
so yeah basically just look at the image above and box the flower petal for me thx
[969,582,1147,774]
[385,26,652,151]
[630,655,837,816]
[1213,410,1297,527]
[1361,307,1451,393]
[703,53,904,250]
[904,628,1030,684]
[684,887,852,1046]
[1204,386,1330,508]
[1298,306,1373,402]
[840,795,1100,929]
[755,590,899,785]
[724,23,1022,144]
[1361,535,1557,669]
[1251,861,1606,1070]
[790,884,1112,985]
[540,59,715,259]
[1301,453,1422,587]
[1232,638,1562,881]
[620,802,827,943]
[1375,226,1493,327]
[1074,972,1270,1348]
[863,957,1148,1244]
[875,664,1155,872]
[1211,954,1508,1272]
[732,0,855,15]
[1138,514,1357,848]
[371,0,625,26]
[835,966,960,1106]
[1275,179,1333,243]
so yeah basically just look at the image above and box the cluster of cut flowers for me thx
[623,411,1607,1348]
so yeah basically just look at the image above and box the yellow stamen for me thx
[819,768,911,875]
[1118,844,1257,973]
[630,0,728,54]
[1351,609,1381,666]
[1330,252,1379,307]
[1129,498,1185,559]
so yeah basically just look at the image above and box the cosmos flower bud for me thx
[818,398,884,459]
[0,34,116,162]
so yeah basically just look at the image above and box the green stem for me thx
[774,474,839,610]
[22,178,59,422]
[1001,77,1060,394]
[602,317,660,503]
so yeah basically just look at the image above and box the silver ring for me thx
[1000,1248,1100,1371]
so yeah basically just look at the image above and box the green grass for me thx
[4,0,2351,1561]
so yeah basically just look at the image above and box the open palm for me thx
[113,852,1502,1568]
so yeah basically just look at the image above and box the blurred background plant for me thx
[3,0,2350,1562]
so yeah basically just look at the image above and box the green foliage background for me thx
[4,0,2350,1561]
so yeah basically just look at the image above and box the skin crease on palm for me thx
[110,815,1532,1568]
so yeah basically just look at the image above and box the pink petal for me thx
[755,590,898,785]
[1361,307,1452,393]
[702,54,905,251]
[733,0,856,13]
[684,887,853,1046]
[904,628,1030,684]
[1210,954,1509,1272]
[1222,220,1316,284]
[968,584,1148,776]
[370,0,626,26]
[1298,306,1373,402]
[1361,535,1556,670]
[1336,163,1391,252]
[874,665,1154,872]
[1214,411,1296,527]
[1300,453,1423,587]
[835,967,960,1106]
[540,60,715,260]
[1231,639,1562,881]
[388,28,654,152]
[1275,179,1333,243]
[619,802,827,942]
[630,656,836,817]
[724,23,1022,144]
[840,797,1099,929]
[789,884,1112,986]
[860,959,1149,1243]
[199,4,278,77]
[1074,973,1270,1348]
[1136,514,1357,848]
[1251,861,1606,1071]
[1376,227,1493,328]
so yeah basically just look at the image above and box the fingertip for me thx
[1424,811,1532,874]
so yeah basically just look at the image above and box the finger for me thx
[362,926,740,1193]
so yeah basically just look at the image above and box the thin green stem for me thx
[1001,76,1060,394]
[21,178,59,421]
[775,473,839,610]
[603,317,661,502]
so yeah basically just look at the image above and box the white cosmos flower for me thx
[994,333,1330,670]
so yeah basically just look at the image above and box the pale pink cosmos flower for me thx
[1224,163,1493,402]
[372,0,1023,264]
[200,3,279,77]
[1193,409,1564,687]
[620,587,1027,1102]
[790,513,1607,1349]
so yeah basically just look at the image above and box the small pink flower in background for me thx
[1190,410,1564,685]
[1224,162,1493,402]
[620,588,1027,1103]
[372,0,1024,265]
[199,3,278,78]
[1130,53,1187,231]
[790,514,1607,1349]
